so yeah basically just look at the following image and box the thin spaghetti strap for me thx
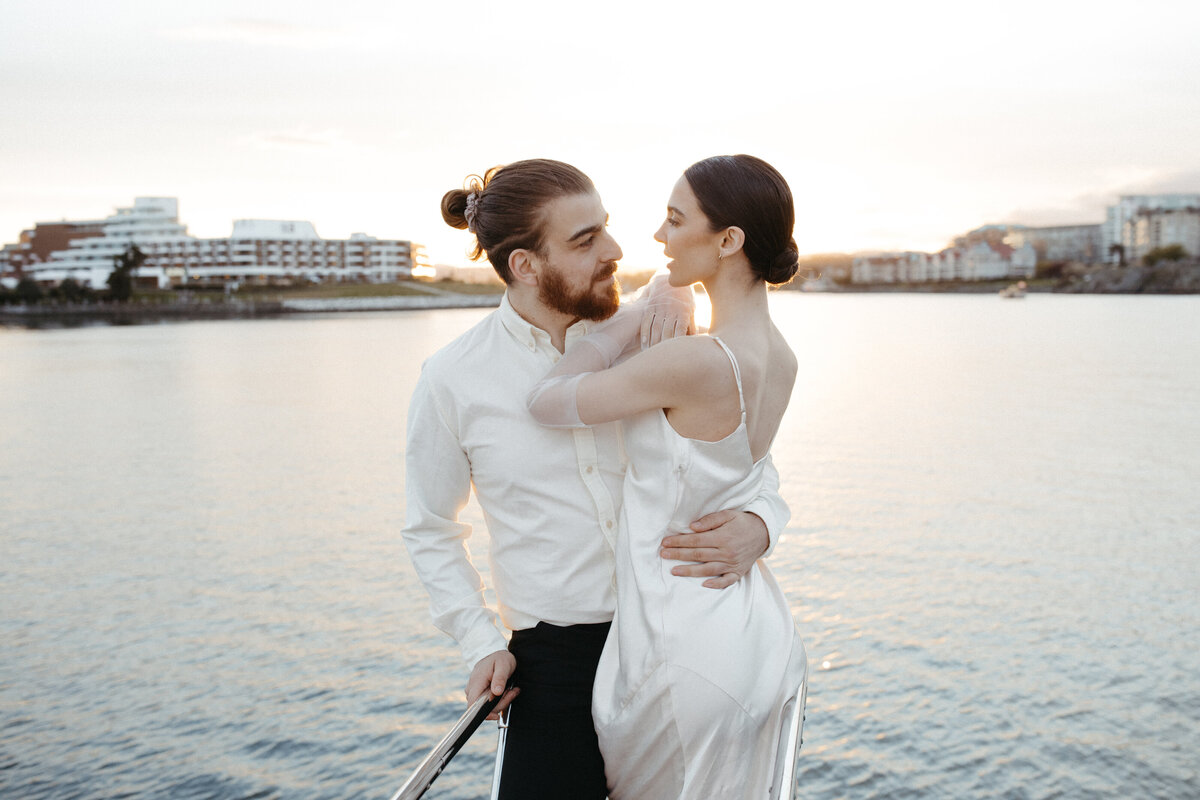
[708,336,747,422]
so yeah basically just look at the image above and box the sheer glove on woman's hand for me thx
[525,303,642,427]
[640,274,695,348]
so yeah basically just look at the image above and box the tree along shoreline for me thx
[4,260,1197,329]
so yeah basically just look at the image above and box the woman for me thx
[527,155,808,798]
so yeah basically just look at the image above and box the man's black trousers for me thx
[497,620,611,799]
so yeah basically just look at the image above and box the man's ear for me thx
[718,226,746,260]
[509,249,539,287]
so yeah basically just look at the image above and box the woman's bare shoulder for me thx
[769,328,799,380]
[636,334,737,381]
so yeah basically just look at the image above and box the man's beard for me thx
[539,262,620,321]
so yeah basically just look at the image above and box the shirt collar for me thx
[498,291,593,351]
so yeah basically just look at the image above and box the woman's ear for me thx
[718,226,746,260]
[509,249,539,287]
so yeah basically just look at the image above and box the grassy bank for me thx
[117,278,506,304]
[234,278,504,300]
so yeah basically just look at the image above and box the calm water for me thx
[2,295,1198,799]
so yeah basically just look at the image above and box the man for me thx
[402,159,788,798]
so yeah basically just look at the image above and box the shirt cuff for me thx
[743,497,782,559]
[460,626,510,670]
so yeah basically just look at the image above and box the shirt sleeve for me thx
[526,304,642,427]
[401,367,508,668]
[743,454,790,558]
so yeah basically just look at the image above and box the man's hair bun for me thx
[441,188,472,230]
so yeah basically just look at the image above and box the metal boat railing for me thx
[768,661,809,800]
[389,689,511,800]
[393,664,806,800]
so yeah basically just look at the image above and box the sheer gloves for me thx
[640,274,696,349]
[526,303,642,428]
[526,273,696,428]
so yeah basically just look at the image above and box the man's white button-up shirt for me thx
[402,293,788,668]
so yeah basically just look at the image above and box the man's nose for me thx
[603,231,623,262]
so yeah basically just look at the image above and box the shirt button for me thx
[606,520,614,529]
[586,465,594,473]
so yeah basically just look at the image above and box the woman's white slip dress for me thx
[594,337,807,799]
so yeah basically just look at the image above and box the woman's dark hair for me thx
[683,154,799,285]
[441,159,595,284]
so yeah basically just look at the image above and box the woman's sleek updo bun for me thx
[683,155,800,285]
[440,159,594,284]
[767,241,801,285]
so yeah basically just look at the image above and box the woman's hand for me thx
[640,274,694,349]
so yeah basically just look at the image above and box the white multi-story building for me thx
[851,242,1034,284]
[1104,194,1200,263]
[12,197,415,288]
[1005,224,1102,263]
[851,254,900,284]
[1126,207,1200,263]
[929,248,963,281]
[960,241,1037,281]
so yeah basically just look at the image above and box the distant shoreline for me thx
[810,259,1200,295]
[0,292,502,328]
[5,262,1199,329]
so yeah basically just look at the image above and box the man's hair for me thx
[442,159,595,284]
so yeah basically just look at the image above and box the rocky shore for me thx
[1055,259,1200,293]
[820,259,1200,294]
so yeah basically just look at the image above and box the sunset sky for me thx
[3,0,1199,271]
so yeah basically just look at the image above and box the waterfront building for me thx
[929,248,963,281]
[1004,224,1103,263]
[1104,194,1200,263]
[851,241,1034,284]
[3,197,416,288]
[1126,207,1200,263]
[850,251,936,284]
[851,253,900,284]
[959,241,1036,281]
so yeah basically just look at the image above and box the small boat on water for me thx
[1000,280,1027,298]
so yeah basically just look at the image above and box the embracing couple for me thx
[402,156,807,799]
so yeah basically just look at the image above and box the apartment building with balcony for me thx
[3,197,415,288]
[1125,206,1200,263]
[851,241,1034,284]
[1104,194,1200,263]
[1004,224,1103,263]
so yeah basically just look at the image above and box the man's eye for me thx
[580,236,595,248]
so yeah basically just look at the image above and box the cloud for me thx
[1119,169,1200,196]
[162,18,353,50]
[244,128,348,152]
[1004,203,1109,228]
[1004,169,1200,228]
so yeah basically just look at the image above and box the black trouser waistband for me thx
[507,620,611,714]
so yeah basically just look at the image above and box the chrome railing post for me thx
[488,706,511,800]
